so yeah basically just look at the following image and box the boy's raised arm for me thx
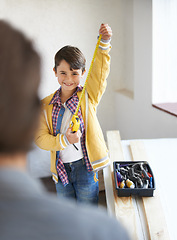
[86,24,112,105]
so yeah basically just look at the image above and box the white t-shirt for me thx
[59,103,84,163]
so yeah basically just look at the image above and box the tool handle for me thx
[70,114,80,132]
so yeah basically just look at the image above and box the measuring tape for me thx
[70,34,102,132]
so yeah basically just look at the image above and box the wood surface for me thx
[106,131,138,240]
[98,170,105,191]
[130,140,170,240]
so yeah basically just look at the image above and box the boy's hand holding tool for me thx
[66,127,82,144]
[99,23,112,40]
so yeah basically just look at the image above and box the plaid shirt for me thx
[49,85,92,186]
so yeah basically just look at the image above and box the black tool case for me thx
[113,161,155,197]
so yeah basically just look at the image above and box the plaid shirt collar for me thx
[49,85,83,106]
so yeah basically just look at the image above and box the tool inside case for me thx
[114,161,155,197]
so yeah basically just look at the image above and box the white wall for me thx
[1,0,177,140]
[153,0,177,103]
[1,0,123,137]
[116,0,177,139]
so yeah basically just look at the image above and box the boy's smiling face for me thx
[55,59,85,96]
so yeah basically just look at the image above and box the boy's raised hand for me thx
[99,23,112,40]
[66,127,82,144]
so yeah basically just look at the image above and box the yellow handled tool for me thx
[70,34,102,132]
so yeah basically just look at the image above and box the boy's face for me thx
[54,60,85,95]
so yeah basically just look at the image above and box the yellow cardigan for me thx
[35,46,111,183]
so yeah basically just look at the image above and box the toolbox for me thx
[114,161,155,197]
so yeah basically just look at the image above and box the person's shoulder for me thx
[76,204,130,240]
[39,194,130,240]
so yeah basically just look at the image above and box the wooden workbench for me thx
[28,131,177,239]
[103,131,176,240]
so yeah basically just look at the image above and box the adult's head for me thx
[0,20,41,154]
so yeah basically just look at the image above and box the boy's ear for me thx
[53,67,57,76]
[82,69,86,77]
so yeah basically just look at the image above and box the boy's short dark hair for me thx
[54,45,86,73]
[0,21,41,153]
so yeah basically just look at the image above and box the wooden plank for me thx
[106,131,138,240]
[130,140,170,240]
[98,170,105,191]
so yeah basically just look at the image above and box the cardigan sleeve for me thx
[86,40,111,106]
[35,107,69,151]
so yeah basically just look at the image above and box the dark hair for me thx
[0,21,41,153]
[54,45,86,73]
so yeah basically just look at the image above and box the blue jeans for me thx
[55,158,99,205]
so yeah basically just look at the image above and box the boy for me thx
[0,20,130,240]
[35,24,112,204]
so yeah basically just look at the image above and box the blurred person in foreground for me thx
[0,20,131,240]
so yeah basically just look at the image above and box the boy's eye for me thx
[72,72,79,76]
[61,72,66,75]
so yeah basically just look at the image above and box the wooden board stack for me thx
[105,130,170,240]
